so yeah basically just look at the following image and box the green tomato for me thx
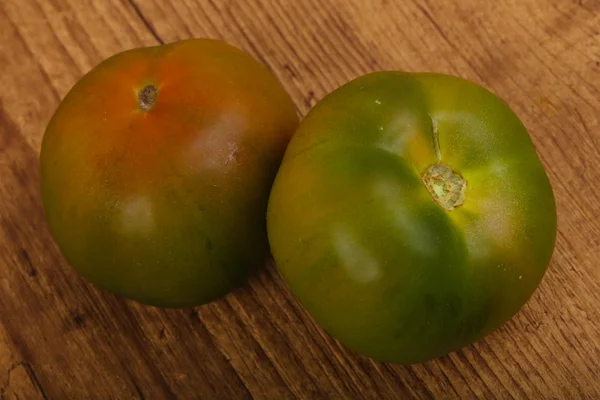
[267,72,557,364]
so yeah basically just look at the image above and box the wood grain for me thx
[1,0,599,398]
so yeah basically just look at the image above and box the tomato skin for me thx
[267,72,557,364]
[41,39,298,308]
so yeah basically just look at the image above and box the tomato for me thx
[267,72,557,364]
[41,39,298,308]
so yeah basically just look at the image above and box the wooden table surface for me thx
[1,0,599,398]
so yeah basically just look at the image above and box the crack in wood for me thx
[127,0,165,45]
[1,362,48,400]
[20,248,37,277]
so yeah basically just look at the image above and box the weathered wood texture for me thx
[1,0,599,398]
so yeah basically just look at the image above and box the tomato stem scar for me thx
[139,85,158,112]
[422,163,466,211]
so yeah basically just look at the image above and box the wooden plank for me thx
[1,362,47,400]
[0,0,599,398]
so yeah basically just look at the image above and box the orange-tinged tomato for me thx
[41,39,298,308]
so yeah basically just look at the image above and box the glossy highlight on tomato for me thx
[41,39,298,308]
[267,72,557,364]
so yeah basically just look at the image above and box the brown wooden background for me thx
[1,0,599,398]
